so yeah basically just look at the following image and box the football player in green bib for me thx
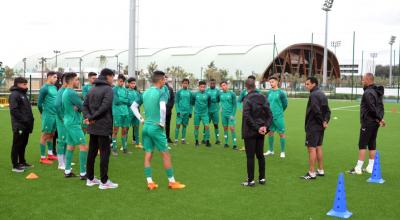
[219,81,238,150]
[54,74,67,170]
[127,77,143,149]
[62,72,89,179]
[37,72,58,164]
[112,74,130,155]
[131,71,185,190]
[206,79,221,144]
[192,80,211,147]
[81,72,97,133]
[174,78,193,145]
[263,75,288,158]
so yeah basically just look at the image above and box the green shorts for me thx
[142,124,168,153]
[176,113,190,126]
[65,125,86,146]
[56,118,67,145]
[222,115,236,127]
[209,112,219,125]
[194,114,209,126]
[269,117,285,133]
[113,115,130,128]
[130,115,140,126]
[41,114,56,133]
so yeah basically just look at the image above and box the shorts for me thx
[209,112,219,125]
[269,117,286,133]
[56,118,67,146]
[222,115,235,127]
[194,114,209,126]
[130,115,140,126]
[176,113,190,126]
[66,125,86,146]
[142,124,168,153]
[113,115,130,128]
[305,130,325,148]
[41,114,57,133]
[358,123,379,150]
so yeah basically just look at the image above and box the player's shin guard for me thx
[65,149,74,172]
[280,137,286,153]
[121,136,127,150]
[79,150,88,175]
[231,131,237,146]
[40,143,46,158]
[268,136,274,152]
[47,141,53,155]
[224,130,229,145]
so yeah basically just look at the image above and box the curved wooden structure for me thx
[263,43,340,80]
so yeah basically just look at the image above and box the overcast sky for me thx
[1,0,399,68]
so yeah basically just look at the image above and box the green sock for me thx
[79,150,88,174]
[112,137,117,149]
[40,143,46,157]
[46,141,53,152]
[175,127,180,140]
[204,129,210,141]
[56,141,65,158]
[122,136,127,150]
[268,136,274,152]
[194,129,199,141]
[280,137,286,153]
[182,126,187,139]
[65,149,74,171]
[214,127,219,140]
[134,126,140,144]
[232,131,237,146]
[224,130,229,145]
[144,167,152,178]
[165,168,174,178]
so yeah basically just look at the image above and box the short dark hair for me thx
[306,76,318,86]
[220,80,228,86]
[245,79,255,90]
[61,73,66,84]
[64,72,77,84]
[100,68,115,77]
[182,78,189,84]
[47,71,57,78]
[14,77,28,86]
[248,75,256,80]
[268,74,279,81]
[117,74,126,81]
[88,72,97,77]
[151,71,165,83]
[199,80,206,86]
[210,79,216,82]
[127,77,136,83]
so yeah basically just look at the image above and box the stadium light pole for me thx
[389,36,396,86]
[370,52,377,75]
[128,0,137,77]
[53,50,61,69]
[22,58,27,78]
[39,57,47,86]
[322,0,334,88]
[330,40,341,54]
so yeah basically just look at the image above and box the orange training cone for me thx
[26,172,39,180]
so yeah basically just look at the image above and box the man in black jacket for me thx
[241,79,272,186]
[82,68,118,189]
[165,77,175,143]
[9,77,34,172]
[302,76,331,180]
[349,73,385,175]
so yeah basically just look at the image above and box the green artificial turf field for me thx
[0,98,399,219]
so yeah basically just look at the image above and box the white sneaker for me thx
[58,164,65,170]
[99,180,119,190]
[263,151,274,156]
[86,177,101,187]
[365,165,373,174]
[280,152,285,158]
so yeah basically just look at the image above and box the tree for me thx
[167,66,193,81]
[235,69,243,80]
[204,61,229,82]
[4,66,14,79]
[145,62,158,81]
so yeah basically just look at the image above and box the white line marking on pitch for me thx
[332,105,359,110]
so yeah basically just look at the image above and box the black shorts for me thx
[358,123,379,150]
[305,130,325,148]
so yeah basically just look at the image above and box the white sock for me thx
[40,156,46,159]
[57,154,64,165]
[367,159,374,167]
[80,172,86,176]
[168,177,175,183]
[48,150,53,155]
[309,172,316,177]
[65,169,71,174]
[146,177,153,184]
[181,138,185,141]
[356,160,364,170]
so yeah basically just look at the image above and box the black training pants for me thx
[166,111,172,140]
[87,134,111,184]
[11,131,30,168]
[244,136,265,182]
